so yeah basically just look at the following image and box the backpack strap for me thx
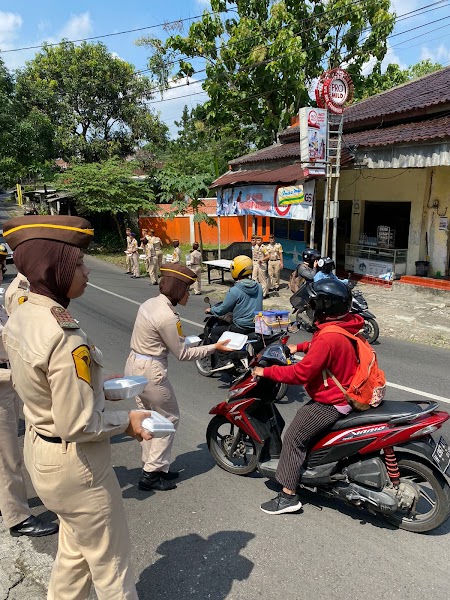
[318,326,358,396]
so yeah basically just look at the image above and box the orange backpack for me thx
[318,326,386,412]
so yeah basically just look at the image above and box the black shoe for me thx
[260,491,302,515]
[124,271,132,274]
[10,515,59,538]
[138,471,177,491]
[160,470,179,481]
[153,282,159,285]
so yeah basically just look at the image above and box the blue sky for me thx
[0,0,449,136]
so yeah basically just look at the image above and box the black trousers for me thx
[276,401,341,491]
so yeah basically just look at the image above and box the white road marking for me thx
[87,281,450,405]
[86,282,203,328]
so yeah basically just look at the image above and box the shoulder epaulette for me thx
[50,306,80,329]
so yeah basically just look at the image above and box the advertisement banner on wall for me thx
[217,181,315,221]
[299,107,328,166]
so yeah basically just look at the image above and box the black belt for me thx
[37,432,63,444]
[0,362,9,369]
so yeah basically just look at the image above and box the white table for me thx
[203,259,232,284]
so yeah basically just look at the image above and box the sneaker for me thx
[260,491,302,515]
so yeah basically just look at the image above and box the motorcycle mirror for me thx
[203,296,210,304]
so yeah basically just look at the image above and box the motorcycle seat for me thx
[329,400,424,431]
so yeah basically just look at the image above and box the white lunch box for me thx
[103,376,148,400]
[142,411,175,437]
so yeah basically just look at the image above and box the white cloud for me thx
[420,44,450,64]
[0,12,23,50]
[381,43,408,72]
[390,0,421,15]
[58,12,93,41]
[196,0,211,7]
[151,77,209,138]
[1,12,94,70]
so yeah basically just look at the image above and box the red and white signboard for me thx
[315,68,354,114]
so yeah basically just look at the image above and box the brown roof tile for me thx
[210,163,305,188]
[229,142,300,165]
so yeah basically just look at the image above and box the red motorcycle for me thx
[206,342,450,533]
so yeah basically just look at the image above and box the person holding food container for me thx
[2,215,151,600]
[124,263,232,492]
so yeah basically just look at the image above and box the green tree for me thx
[16,41,169,162]
[139,0,394,147]
[153,151,217,250]
[0,57,54,188]
[354,59,443,101]
[57,159,156,241]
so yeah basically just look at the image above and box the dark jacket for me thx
[211,279,263,329]
[296,262,316,281]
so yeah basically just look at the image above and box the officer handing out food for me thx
[2,215,151,600]
[124,263,232,492]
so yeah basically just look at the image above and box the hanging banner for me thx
[217,181,315,221]
[299,107,328,166]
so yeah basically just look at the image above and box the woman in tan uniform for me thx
[2,215,152,600]
[124,263,231,492]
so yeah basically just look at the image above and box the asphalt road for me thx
[3,255,450,600]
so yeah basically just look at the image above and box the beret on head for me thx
[160,263,197,284]
[3,215,94,250]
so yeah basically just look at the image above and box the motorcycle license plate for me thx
[432,436,450,475]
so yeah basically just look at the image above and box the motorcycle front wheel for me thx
[363,318,379,344]
[206,415,258,475]
[196,355,214,377]
[383,459,450,533]
[275,383,288,402]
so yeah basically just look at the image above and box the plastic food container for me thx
[185,335,202,347]
[254,310,290,335]
[142,411,176,437]
[218,331,248,350]
[104,376,148,400]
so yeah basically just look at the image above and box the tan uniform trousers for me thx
[24,429,137,600]
[147,256,159,284]
[131,253,140,278]
[191,265,202,294]
[156,251,163,272]
[124,353,179,473]
[126,253,133,273]
[268,260,281,290]
[0,380,30,528]
[253,262,269,296]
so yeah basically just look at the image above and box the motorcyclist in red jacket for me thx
[253,278,364,515]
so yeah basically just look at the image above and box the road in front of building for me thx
[2,255,450,599]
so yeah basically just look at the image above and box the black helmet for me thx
[307,279,351,321]
[317,257,335,274]
[302,248,321,267]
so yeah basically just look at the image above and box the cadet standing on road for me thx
[188,242,202,295]
[0,302,58,538]
[171,239,181,264]
[124,263,231,492]
[253,236,269,298]
[129,232,140,278]
[124,227,133,274]
[267,234,283,295]
[149,228,163,276]
[2,215,152,600]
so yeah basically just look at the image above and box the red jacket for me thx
[263,314,364,408]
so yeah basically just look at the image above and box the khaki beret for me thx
[160,263,197,284]
[3,216,94,250]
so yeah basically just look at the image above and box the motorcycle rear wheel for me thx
[206,415,258,475]
[196,355,214,377]
[383,459,450,533]
[363,318,379,344]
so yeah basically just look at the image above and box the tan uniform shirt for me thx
[189,250,202,266]
[130,294,214,361]
[2,293,129,442]
[267,242,283,261]
[5,273,29,316]
[254,244,268,262]
[126,234,133,251]
[172,247,181,263]
[151,236,162,252]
